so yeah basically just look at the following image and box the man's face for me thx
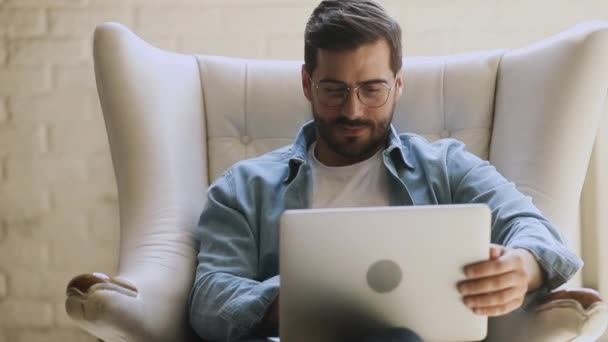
[302,39,403,166]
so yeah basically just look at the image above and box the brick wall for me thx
[0,0,607,341]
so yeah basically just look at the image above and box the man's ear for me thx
[301,65,313,102]
[394,69,404,101]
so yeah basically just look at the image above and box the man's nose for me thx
[341,89,364,119]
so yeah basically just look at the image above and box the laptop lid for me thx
[279,204,490,342]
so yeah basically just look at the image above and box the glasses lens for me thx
[314,79,394,108]
[358,83,390,108]
[317,85,348,107]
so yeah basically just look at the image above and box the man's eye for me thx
[322,87,347,94]
[362,85,384,93]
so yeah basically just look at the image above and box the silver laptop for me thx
[278,204,490,342]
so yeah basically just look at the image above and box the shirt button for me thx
[240,135,252,145]
[440,129,451,139]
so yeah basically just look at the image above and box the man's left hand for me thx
[457,244,544,316]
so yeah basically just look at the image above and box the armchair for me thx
[65,21,608,341]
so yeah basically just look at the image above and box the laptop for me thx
[277,204,491,342]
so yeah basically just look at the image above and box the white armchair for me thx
[65,21,608,341]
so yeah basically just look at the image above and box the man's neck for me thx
[313,139,386,167]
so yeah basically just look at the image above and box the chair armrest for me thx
[65,272,140,342]
[66,272,138,297]
[488,288,608,341]
[540,288,603,309]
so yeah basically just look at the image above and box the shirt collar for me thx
[285,121,415,182]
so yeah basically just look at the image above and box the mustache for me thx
[333,117,372,127]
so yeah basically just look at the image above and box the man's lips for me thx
[337,124,367,136]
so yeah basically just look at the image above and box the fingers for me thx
[489,244,503,259]
[469,297,523,316]
[463,286,522,309]
[464,253,524,280]
[458,271,526,295]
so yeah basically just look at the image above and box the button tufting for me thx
[439,129,451,139]
[240,135,252,145]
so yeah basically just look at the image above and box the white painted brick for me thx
[86,151,115,186]
[0,124,47,157]
[0,301,53,327]
[14,328,97,342]
[136,7,221,35]
[589,2,608,15]
[375,0,403,21]
[0,67,51,96]
[0,222,6,242]
[449,27,561,54]
[0,97,7,123]
[8,270,49,298]
[0,39,6,66]
[134,32,178,51]
[87,202,119,245]
[47,120,109,155]
[401,0,496,31]
[218,6,312,36]
[9,268,78,298]
[49,181,117,212]
[0,183,51,229]
[52,65,97,94]
[449,29,509,53]
[177,35,266,59]
[0,9,47,38]
[48,8,133,37]
[9,94,95,123]
[132,0,317,4]
[54,300,73,327]
[3,0,88,8]
[0,207,45,234]
[5,157,87,185]
[4,209,89,248]
[0,158,4,182]
[266,36,304,60]
[8,39,89,66]
[0,272,7,298]
[48,235,118,271]
[86,0,132,8]
[0,236,50,269]
[494,0,591,30]
[402,29,453,56]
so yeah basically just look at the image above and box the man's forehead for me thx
[313,39,393,80]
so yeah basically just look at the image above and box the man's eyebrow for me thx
[318,78,390,85]
[318,79,346,85]
[360,78,389,85]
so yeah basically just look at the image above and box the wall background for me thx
[0,0,607,341]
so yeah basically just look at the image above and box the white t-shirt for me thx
[308,142,391,208]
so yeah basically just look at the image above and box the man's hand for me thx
[457,244,544,316]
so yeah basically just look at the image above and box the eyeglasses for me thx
[309,76,398,108]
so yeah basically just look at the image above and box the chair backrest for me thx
[92,21,608,342]
[200,52,502,182]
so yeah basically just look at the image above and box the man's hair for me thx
[304,0,403,76]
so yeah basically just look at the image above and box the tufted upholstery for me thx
[200,52,501,183]
[65,22,608,342]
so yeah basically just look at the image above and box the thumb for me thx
[489,244,503,259]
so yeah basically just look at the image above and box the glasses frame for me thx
[308,75,398,108]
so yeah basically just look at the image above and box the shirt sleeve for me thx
[445,141,583,309]
[188,169,280,341]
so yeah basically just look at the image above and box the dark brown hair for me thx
[304,0,403,76]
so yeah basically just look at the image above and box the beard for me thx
[312,101,395,164]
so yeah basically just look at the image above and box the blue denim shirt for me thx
[189,121,582,341]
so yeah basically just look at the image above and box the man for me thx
[188,1,582,341]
